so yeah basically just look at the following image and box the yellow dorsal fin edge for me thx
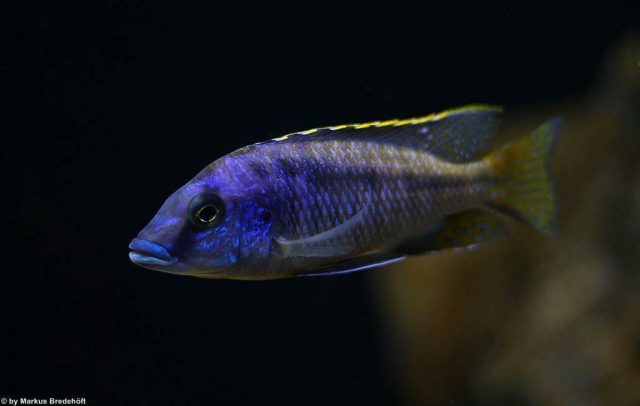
[272,104,503,142]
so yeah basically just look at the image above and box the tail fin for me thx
[486,117,562,235]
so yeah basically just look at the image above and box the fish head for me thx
[129,156,274,278]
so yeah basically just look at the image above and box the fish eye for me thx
[196,204,219,223]
[189,194,225,229]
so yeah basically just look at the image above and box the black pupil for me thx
[197,204,218,223]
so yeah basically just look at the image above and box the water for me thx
[5,5,639,405]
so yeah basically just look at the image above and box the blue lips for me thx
[129,238,177,266]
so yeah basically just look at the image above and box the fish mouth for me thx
[129,238,178,267]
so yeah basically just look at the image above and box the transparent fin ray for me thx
[276,205,367,257]
[393,209,510,254]
[487,117,562,235]
[297,253,405,277]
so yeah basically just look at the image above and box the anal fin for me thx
[393,209,509,255]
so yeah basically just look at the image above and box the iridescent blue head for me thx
[129,152,275,279]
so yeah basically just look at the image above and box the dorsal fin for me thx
[269,104,503,162]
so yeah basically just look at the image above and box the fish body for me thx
[129,105,561,280]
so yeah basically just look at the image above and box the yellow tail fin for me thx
[487,118,562,235]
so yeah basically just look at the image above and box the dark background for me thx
[4,3,639,405]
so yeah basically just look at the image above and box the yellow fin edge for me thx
[271,104,503,141]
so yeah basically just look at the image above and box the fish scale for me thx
[262,140,489,260]
[129,105,560,279]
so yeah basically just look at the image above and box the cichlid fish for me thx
[129,105,561,280]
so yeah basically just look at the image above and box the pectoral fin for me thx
[297,253,405,277]
[393,209,510,255]
[276,205,367,258]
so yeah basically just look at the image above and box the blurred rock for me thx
[373,34,640,406]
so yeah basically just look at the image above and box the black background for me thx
[4,3,639,405]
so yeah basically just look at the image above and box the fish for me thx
[128,105,562,280]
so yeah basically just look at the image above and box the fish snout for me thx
[129,238,178,267]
